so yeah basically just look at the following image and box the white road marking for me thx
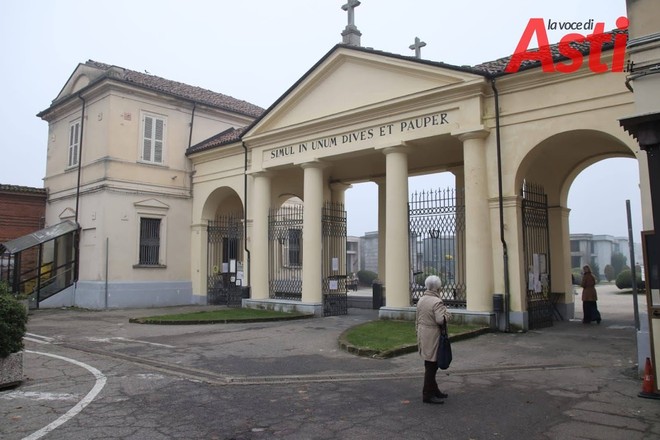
[22,350,107,440]
[1,391,79,401]
[87,336,174,348]
[24,333,55,344]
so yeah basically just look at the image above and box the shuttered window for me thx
[141,114,165,164]
[68,121,80,167]
[139,218,161,265]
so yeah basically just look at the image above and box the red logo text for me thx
[505,17,629,73]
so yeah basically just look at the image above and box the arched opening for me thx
[515,129,639,327]
[201,187,244,305]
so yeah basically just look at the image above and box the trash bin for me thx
[372,282,384,309]
[493,293,504,312]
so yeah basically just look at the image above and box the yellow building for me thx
[39,16,645,335]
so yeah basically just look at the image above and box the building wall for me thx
[359,232,379,274]
[0,185,46,242]
[40,70,257,308]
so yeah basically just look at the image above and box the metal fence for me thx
[408,188,466,307]
[322,202,348,316]
[207,215,244,307]
[521,181,553,329]
[269,204,304,300]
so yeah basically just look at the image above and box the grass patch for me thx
[343,320,487,352]
[130,308,310,324]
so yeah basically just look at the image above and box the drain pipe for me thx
[73,93,86,297]
[74,94,86,224]
[242,141,251,288]
[491,77,511,332]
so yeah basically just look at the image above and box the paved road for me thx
[1,284,659,439]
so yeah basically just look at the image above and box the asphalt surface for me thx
[1,284,659,440]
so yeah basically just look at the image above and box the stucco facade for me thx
[189,41,640,330]
[38,61,261,308]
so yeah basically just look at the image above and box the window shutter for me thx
[143,116,153,162]
[154,118,163,163]
[68,122,80,167]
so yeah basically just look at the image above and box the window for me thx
[141,114,165,164]
[283,228,302,267]
[570,240,580,252]
[139,218,161,265]
[68,121,81,167]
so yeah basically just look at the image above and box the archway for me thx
[201,187,244,305]
[515,129,638,326]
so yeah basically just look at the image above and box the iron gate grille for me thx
[521,181,553,329]
[269,204,303,300]
[408,188,466,307]
[207,215,244,307]
[322,202,348,316]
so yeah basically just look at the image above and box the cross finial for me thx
[341,0,362,46]
[342,0,361,27]
[409,36,426,59]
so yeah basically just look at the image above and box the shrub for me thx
[615,269,644,290]
[572,268,583,286]
[604,264,615,282]
[0,282,28,358]
[357,270,379,286]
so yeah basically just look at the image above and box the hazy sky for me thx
[0,0,640,238]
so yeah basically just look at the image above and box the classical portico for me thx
[190,18,641,329]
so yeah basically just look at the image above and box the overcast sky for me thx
[0,0,641,238]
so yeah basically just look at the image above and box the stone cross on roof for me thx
[342,0,361,27]
[409,37,426,59]
[341,0,362,46]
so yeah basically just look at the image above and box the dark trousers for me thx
[423,360,439,397]
[583,301,601,323]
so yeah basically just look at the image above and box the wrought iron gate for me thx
[207,215,244,307]
[408,188,466,307]
[268,201,348,316]
[521,181,553,329]
[269,204,303,300]
[322,202,348,316]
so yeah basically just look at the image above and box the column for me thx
[301,162,326,303]
[383,146,410,308]
[548,205,574,318]
[373,178,386,283]
[450,167,466,292]
[251,172,271,300]
[190,222,207,302]
[458,130,494,312]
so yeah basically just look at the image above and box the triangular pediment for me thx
[248,46,483,136]
[54,62,111,102]
[59,207,76,220]
[134,198,170,211]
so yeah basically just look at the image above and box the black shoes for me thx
[435,390,449,398]
[423,396,445,404]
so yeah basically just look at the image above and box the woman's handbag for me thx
[437,319,452,370]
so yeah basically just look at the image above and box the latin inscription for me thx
[268,112,449,160]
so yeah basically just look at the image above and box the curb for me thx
[129,314,315,325]
[338,327,492,359]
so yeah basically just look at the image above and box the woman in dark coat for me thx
[580,265,601,324]
[416,275,452,404]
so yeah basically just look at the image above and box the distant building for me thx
[359,231,378,274]
[569,233,642,277]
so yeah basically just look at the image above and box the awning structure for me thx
[0,220,79,254]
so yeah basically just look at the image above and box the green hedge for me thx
[357,270,379,286]
[615,269,645,290]
[0,282,27,358]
